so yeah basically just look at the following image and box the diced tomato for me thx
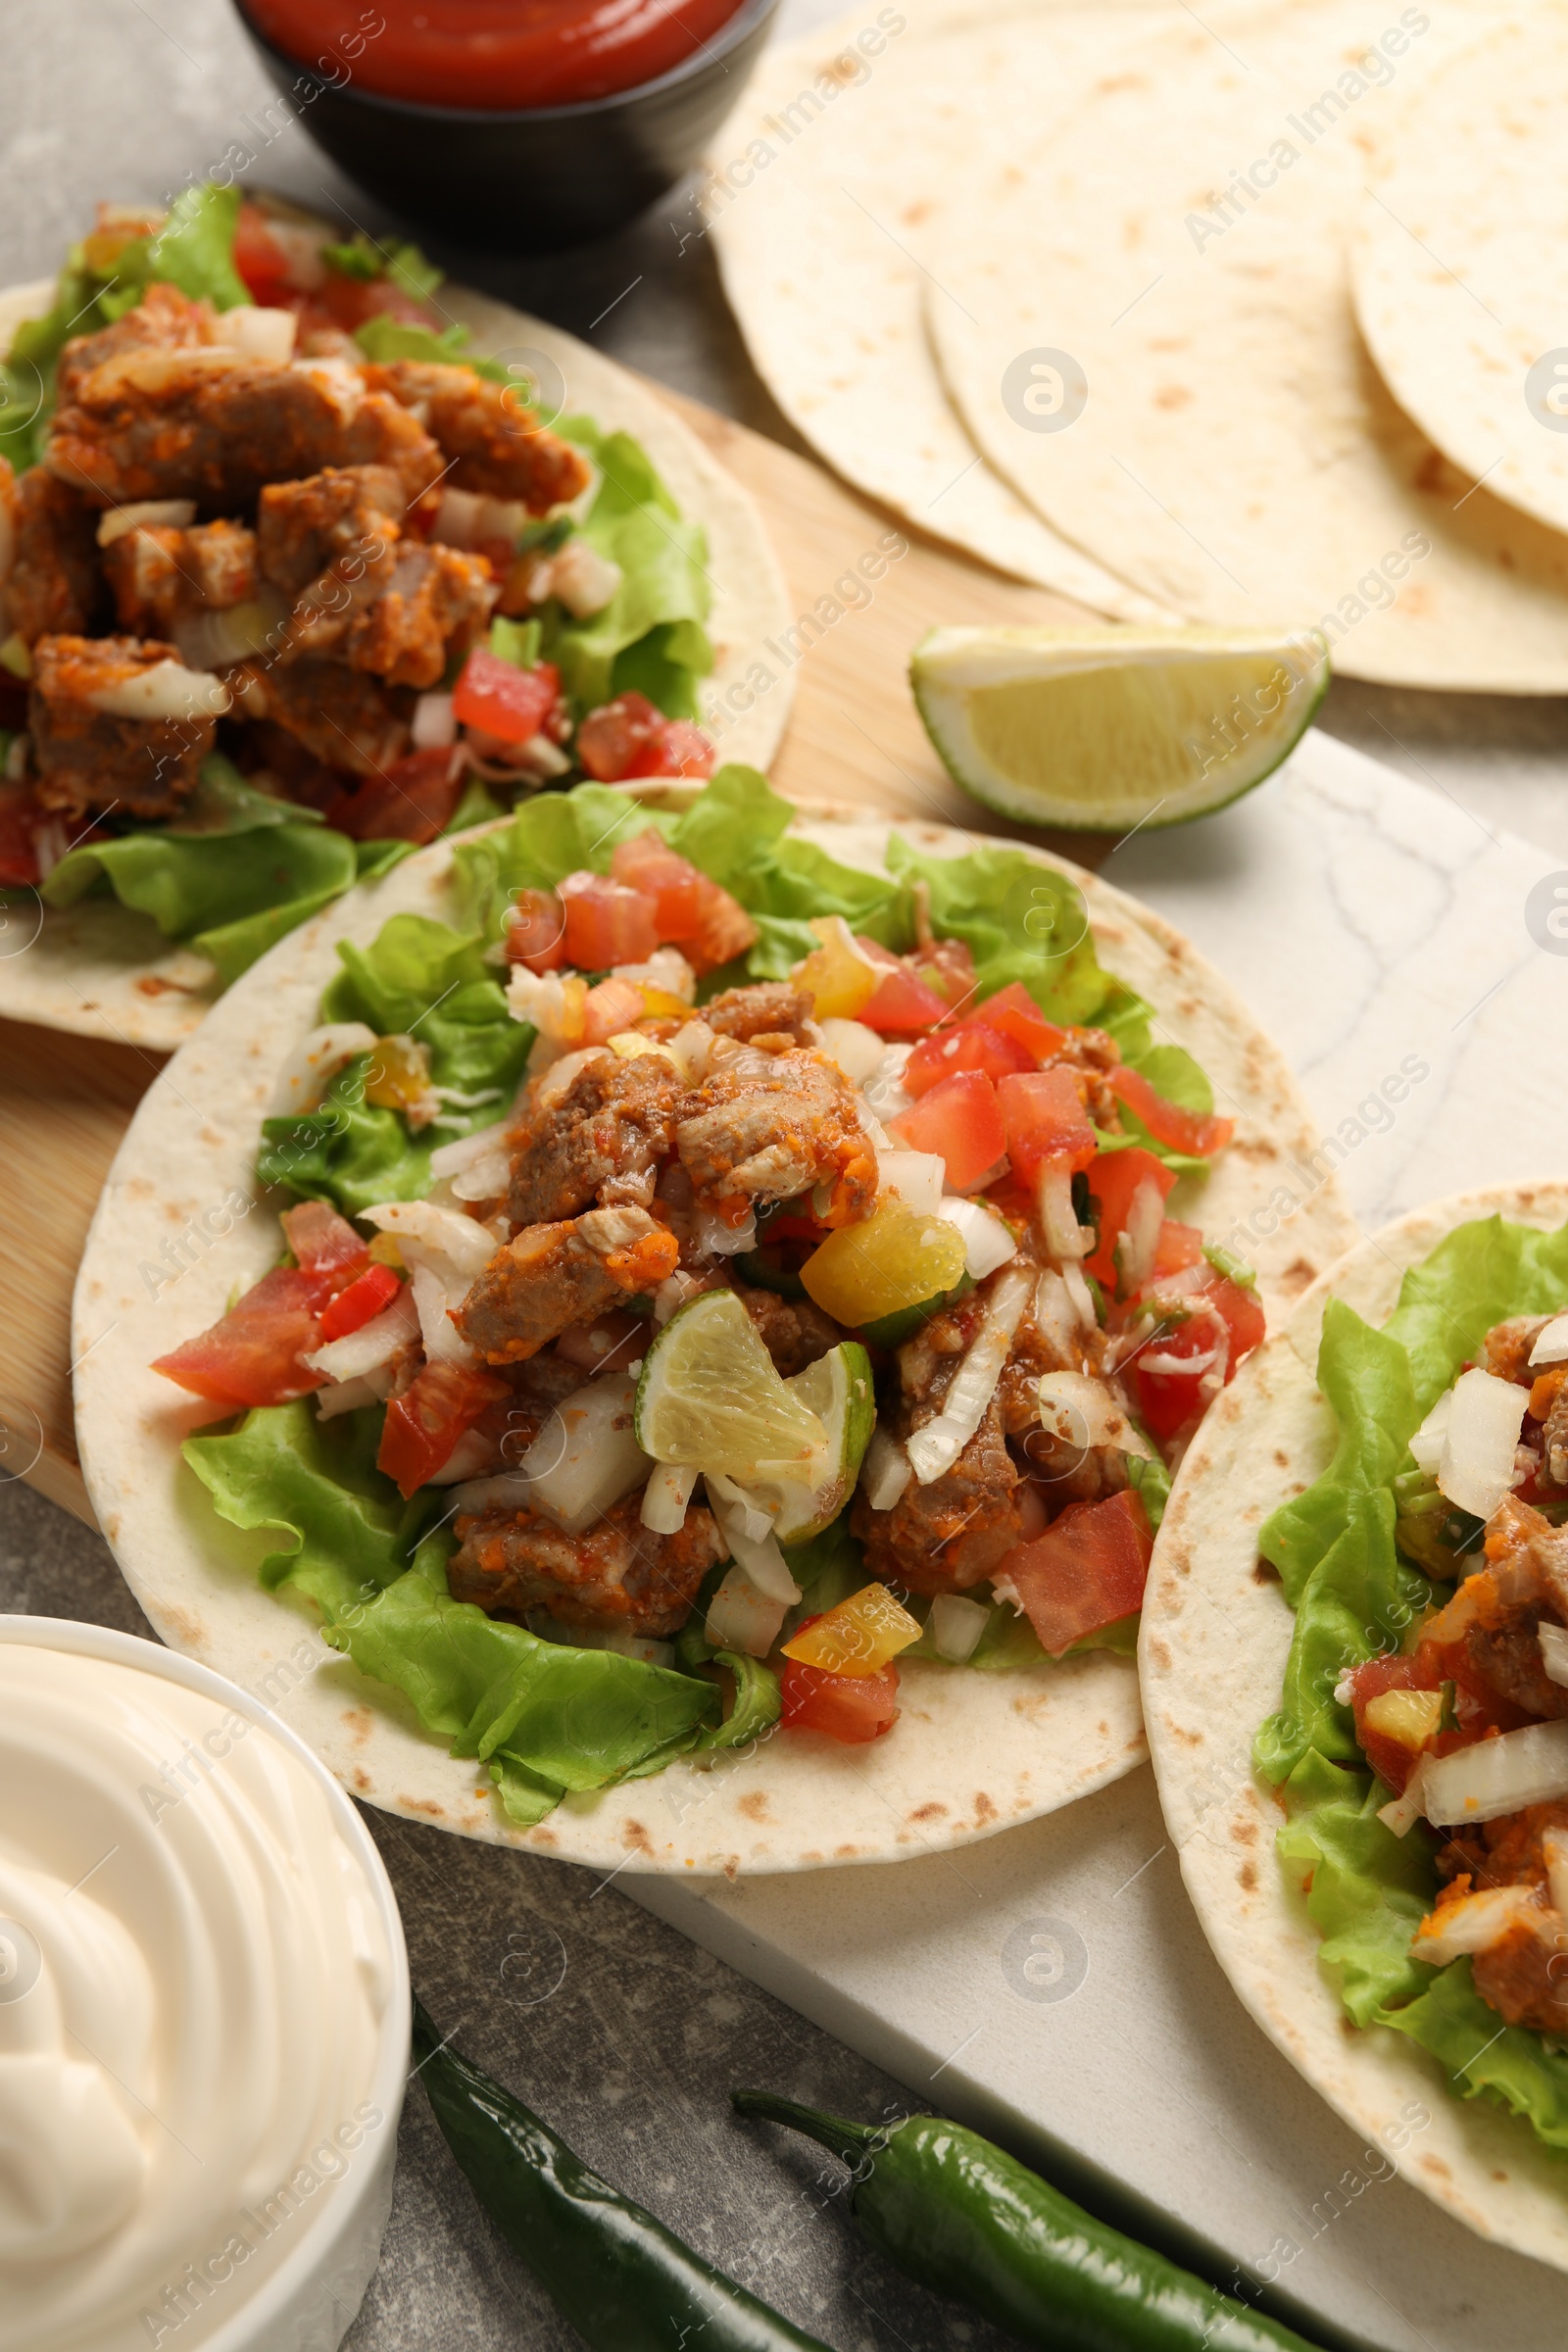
[1153,1219,1204,1277]
[996,1067,1097,1183]
[152,1266,324,1408]
[558,870,658,967]
[888,1069,1006,1195]
[1110,1065,1235,1157]
[1123,1272,1264,1442]
[1343,1655,1446,1793]
[904,1021,1033,1098]
[318,1261,403,1342]
[324,746,469,847]
[0,800,39,890]
[232,202,297,306]
[780,1625,900,1743]
[453,648,562,746]
[280,1200,368,1289]
[968,981,1067,1066]
[910,935,976,1010]
[308,270,439,335]
[1415,1634,1534,1737]
[1204,1273,1265,1364]
[1083,1148,1176,1292]
[998,1489,1153,1658]
[504,887,567,971]
[581,974,647,1044]
[377,1360,511,1497]
[610,833,707,940]
[858,960,952,1035]
[686,881,759,975]
[576,691,715,782]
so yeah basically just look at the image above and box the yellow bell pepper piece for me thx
[801,1200,967,1328]
[608,1030,679,1065]
[790,915,881,1020]
[637,984,694,1020]
[1362,1688,1445,1749]
[783,1582,923,1676]
[365,1034,433,1111]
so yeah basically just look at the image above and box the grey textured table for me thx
[7,4,1568,2346]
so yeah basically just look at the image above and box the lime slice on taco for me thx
[634,1289,827,1478]
[736,1341,877,1545]
[910,624,1328,832]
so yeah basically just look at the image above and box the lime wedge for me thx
[910,624,1328,832]
[737,1342,876,1545]
[634,1290,827,1477]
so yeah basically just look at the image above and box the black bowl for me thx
[235,0,780,254]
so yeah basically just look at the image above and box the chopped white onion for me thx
[411,1261,474,1366]
[612,947,697,1004]
[1531,1316,1568,1368]
[86,658,229,722]
[450,1472,532,1516]
[1407,1389,1452,1476]
[428,1120,513,1180]
[1037,1371,1153,1460]
[653,1270,709,1326]
[860,1426,913,1512]
[1421,1717,1568,1825]
[705,1477,801,1603]
[1031,1270,1079,1362]
[862,1042,914,1120]
[551,537,623,618]
[818,1017,886,1084]
[1038,1164,1088,1261]
[175,594,289,673]
[412,691,457,749]
[705,1562,789,1659]
[906,1265,1033,1486]
[705,1470,777,1546]
[268,1021,379,1117]
[693,1205,757,1258]
[361,1199,497,1284]
[524,1374,650,1534]
[1546,1827,1568,1922]
[934,1196,1018,1281]
[1060,1260,1099,1333]
[302,1289,419,1381]
[1117,1176,1165,1294]
[1411,1884,1539,1966]
[878,1150,945,1213]
[1542,1623,1568,1689]
[1437,1367,1529,1521]
[213,305,297,365]
[96,498,196,547]
[640,1461,698,1534]
[1376,1763,1430,1840]
[313,1370,390,1421]
[667,1020,716,1082]
[426,1426,497,1487]
[929,1592,989,1664]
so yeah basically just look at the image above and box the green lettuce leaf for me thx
[1254,1213,1568,2157]
[182,1400,721,1825]
[549,421,712,719]
[43,819,358,938]
[354,314,510,379]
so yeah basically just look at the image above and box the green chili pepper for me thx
[734,2091,1337,2352]
[412,1997,836,2352]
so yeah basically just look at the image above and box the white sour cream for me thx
[0,1641,394,2352]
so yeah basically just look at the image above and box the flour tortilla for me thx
[0,277,794,1050]
[927,0,1568,694]
[1351,16,1568,539]
[1142,1180,1568,2268]
[708,3,1189,616]
[72,788,1356,1876]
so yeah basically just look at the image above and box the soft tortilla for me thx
[72,790,1357,1876]
[1142,1180,1568,2269]
[0,278,794,1051]
[926,0,1568,693]
[1351,16,1568,539]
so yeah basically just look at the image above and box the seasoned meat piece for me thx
[54,280,214,407]
[257,464,408,594]
[458,1207,679,1365]
[335,542,495,689]
[853,1393,1023,1592]
[507,1052,681,1229]
[231,655,410,778]
[4,466,102,645]
[450,1487,725,1638]
[46,350,443,512]
[1464,1621,1568,1723]
[1484,1315,1554,1388]
[1471,1903,1568,2034]
[29,632,214,818]
[363,360,592,510]
[675,1049,876,1227]
[731,1280,842,1378]
[1482,1495,1568,1623]
[1544,1381,1568,1492]
[897,1288,987,1403]
[705,983,814,1048]
[103,517,260,637]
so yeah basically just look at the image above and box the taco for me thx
[0,187,790,1048]
[1143,1182,1568,2267]
[74,770,1354,1873]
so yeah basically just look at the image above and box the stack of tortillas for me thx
[709,0,1568,690]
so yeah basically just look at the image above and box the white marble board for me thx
[632,729,1568,2351]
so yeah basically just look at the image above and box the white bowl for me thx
[0,1614,410,2352]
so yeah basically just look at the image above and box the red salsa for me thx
[248,0,749,109]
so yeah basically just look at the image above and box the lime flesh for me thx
[737,1342,876,1545]
[634,1290,826,1476]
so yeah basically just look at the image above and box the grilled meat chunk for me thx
[230,655,410,777]
[731,1280,842,1378]
[853,1392,1023,1592]
[53,280,214,408]
[4,466,102,645]
[1471,1902,1568,2035]
[1484,1316,1554,1388]
[47,350,443,512]
[363,359,592,509]
[332,542,494,689]
[459,1206,679,1365]
[257,463,407,594]
[29,632,214,817]
[450,1487,725,1638]
[704,983,814,1048]
[675,1048,876,1226]
[506,1051,681,1229]
[103,517,260,638]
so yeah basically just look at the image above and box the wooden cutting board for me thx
[0,386,1100,1525]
